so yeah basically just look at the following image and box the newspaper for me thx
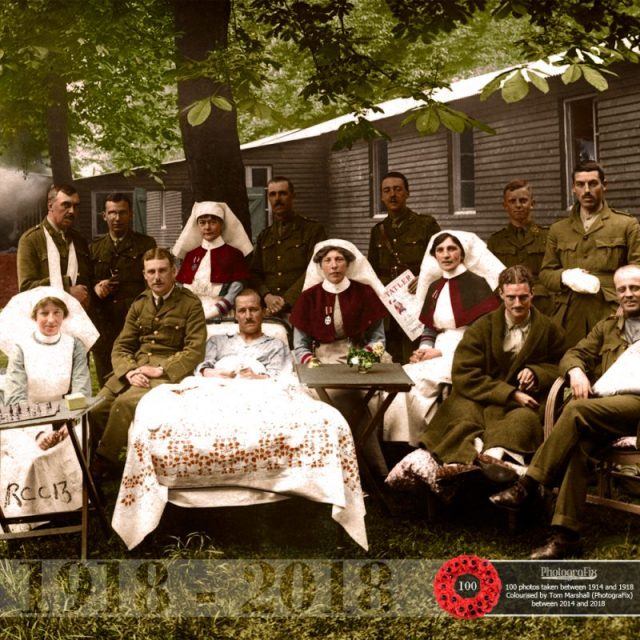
[379,270,424,341]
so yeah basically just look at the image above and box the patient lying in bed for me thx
[110,289,368,550]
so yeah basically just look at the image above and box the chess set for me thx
[0,400,60,424]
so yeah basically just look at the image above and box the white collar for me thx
[505,311,531,329]
[442,264,467,280]
[153,286,175,303]
[33,330,62,345]
[322,277,351,294]
[201,237,225,250]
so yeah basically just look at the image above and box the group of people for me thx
[3,159,640,561]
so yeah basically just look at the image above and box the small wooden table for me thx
[296,363,414,510]
[0,397,109,558]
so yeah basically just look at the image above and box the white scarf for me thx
[43,225,78,288]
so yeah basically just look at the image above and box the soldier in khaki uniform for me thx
[368,171,440,362]
[487,179,553,316]
[17,183,92,309]
[90,193,156,386]
[250,176,326,317]
[89,248,206,475]
[491,265,640,559]
[540,161,640,347]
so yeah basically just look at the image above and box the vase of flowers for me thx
[347,342,385,373]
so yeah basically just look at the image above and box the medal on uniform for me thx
[324,305,332,325]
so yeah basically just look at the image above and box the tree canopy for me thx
[0,0,638,182]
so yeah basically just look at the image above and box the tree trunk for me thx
[46,72,73,184]
[173,0,250,233]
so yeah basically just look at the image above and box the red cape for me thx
[290,280,387,343]
[419,270,499,329]
[177,244,249,284]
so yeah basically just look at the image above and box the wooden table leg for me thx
[65,415,111,542]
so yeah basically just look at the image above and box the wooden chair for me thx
[543,376,640,516]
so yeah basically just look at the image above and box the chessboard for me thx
[0,401,60,424]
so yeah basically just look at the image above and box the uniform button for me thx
[175,325,179,329]
[583,235,588,240]
[150,340,155,344]
[277,256,281,260]
[277,272,282,276]
[154,330,159,335]
[277,240,281,244]
[392,238,397,243]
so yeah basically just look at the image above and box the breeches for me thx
[527,394,640,531]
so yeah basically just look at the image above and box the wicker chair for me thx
[543,377,640,516]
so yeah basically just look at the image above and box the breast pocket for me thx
[161,319,187,349]
[400,239,425,266]
[594,236,627,270]
[556,239,578,267]
[599,339,622,378]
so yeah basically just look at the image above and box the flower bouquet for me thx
[347,341,385,373]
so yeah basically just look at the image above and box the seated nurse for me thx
[382,230,504,446]
[290,239,390,474]
[172,201,253,320]
[0,287,98,518]
[290,239,388,365]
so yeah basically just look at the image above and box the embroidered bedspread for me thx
[112,376,367,549]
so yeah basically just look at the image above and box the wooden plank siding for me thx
[241,137,333,231]
[69,61,639,258]
[73,162,192,242]
[597,72,640,212]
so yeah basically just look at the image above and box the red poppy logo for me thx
[433,555,501,619]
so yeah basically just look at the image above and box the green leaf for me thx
[582,66,609,91]
[527,70,549,94]
[187,98,212,126]
[561,64,583,84]
[466,116,496,136]
[415,107,440,135]
[400,111,418,127]
[501,71,529,103]
[480,74,502,101]
[211,95,233,111]
[437,106,466,133]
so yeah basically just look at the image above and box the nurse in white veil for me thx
[172,201,253,320]
[383,231,505,446]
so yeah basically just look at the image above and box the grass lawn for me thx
[1,351,639,637]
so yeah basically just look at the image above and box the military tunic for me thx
[368,208,440,362]
[487,223,553,315]
[89,230,157,385]
[249,214,326,311]
[17,218,92,292]
[539,202,640,346]
[368,208,441,285]
[90,286,206,463]
[421,306,565,464]
[527,315,640,532]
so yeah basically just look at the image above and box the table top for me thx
[296,362,413,391]
[0,396,103,430]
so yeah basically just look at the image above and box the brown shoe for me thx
[475,454,518,484]
[489,481,529,510]
[530,534,582,560]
